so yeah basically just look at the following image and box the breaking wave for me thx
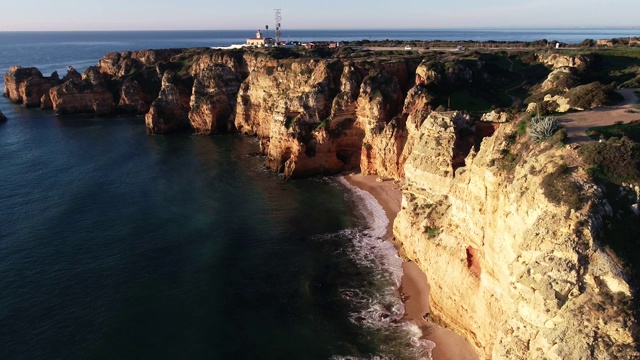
[321,177,436,360]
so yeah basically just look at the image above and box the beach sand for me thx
[342,173,401,240]
[343,173,479,360]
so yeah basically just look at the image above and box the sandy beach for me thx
[342,173,401,240]
[343,173,478,360]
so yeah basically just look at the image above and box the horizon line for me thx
[1,26,640,33]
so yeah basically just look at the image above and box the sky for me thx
[1,0,639,31]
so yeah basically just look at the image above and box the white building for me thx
[246,30,275,47]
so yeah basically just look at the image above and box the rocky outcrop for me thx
[540,67,580,93]
[234,58,351,177]
[358,70,405,178]
[394,115,638,359]
[536,53,593,70]
[49,66,116,115]
[145,71,192,134]
[3,66,60,107]
[189,64,242,134]
[480,110,510,123]
[98,49,184,78]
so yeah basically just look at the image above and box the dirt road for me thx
[559,89,639,143]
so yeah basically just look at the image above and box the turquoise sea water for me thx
[0,29,636,359]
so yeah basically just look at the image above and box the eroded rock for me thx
[189,64,242,134]
[145,71,192,134]
[49,66,116,115]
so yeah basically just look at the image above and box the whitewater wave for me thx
[322,177,435,360]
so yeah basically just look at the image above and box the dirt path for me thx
[559,88,640,143]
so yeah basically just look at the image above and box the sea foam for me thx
[326,177,435,360]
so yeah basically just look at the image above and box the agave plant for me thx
[528,116,559,141]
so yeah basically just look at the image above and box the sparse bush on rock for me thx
[528,116,559,141]
[541,164,583,210]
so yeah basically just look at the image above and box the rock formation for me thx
[3,66,59,107]
[395,114,638,359]
[145,70,192,134]
[189,64,242,134]
[49,66,116,115]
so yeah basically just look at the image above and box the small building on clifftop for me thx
[246,30,274,47]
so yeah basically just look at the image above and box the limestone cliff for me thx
[189,64,242,134]
[145,70,193,134]
[394,113,638,359]
[49,66,116,115]
[3,66,59,107]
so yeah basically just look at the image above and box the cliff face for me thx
[145,71,193,134]
[49,67,116,115]
[394,114,638,359]
[3,66,59,107]
[189,64,242,134]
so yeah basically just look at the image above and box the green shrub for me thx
[548,127,568,146]
[579,136,640,184]
[566,82,622,109]
[517,118,529,136]
[541,164,583,210]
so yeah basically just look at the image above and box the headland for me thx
[4,37,640,359]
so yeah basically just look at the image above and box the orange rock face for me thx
[145,71,192,134]
[189,64,242,134]
[49,67,116,115]
[3,66,59,107]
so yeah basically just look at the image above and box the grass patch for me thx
[586,120,640,142]
[579,136,640,185]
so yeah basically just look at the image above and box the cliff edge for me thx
[395,113,638,358]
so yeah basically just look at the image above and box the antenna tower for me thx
[274,9,282,45]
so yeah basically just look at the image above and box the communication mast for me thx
[274,9,282,45]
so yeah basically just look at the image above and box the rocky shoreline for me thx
[4,44,640,358]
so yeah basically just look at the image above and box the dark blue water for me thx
[0,31,437,359]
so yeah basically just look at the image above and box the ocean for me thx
[0,29,635,359]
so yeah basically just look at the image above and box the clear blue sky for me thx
[2,0,639,31]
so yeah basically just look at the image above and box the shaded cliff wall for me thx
[394,115,638,359]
